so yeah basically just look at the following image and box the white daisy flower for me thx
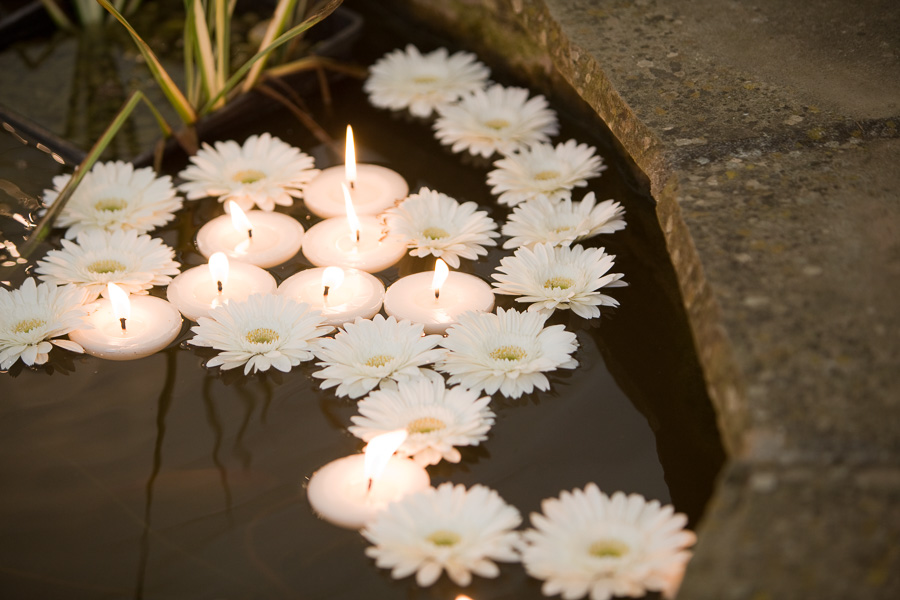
[362,482,522,587]
[487,140,607,206]
[521,484,696,600]
[364,45,490,118]
[348,377,494,466]
[188,293,331,375]
[435,307,578,399]
[35,229,180,302]
[177,133,320,212]
[434,84,559,158]
[42,160,182,240]
[383,187,499,268]
[491,243,626,319]
[502,193,627,250]
[0,278,90,369]
[313,314,444,399]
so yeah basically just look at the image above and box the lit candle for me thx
[195,201,304,268]
[68,282,183,360]
[278,266,385,327]
[166,252,277,321]
[303,125,409,218]
[301,184,406,273]
[306,430,431,529]
[383,259,495,334]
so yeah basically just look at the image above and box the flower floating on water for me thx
[502,193,627,250]
[521,484,696,600]
[434,84,559,158]
[349,377,494,466]
[42,161,182,240]
[362,482,521,587]
[383,187,499,268]
[491,243,626,319]
[189,293,330,375]
[178,133,319,212]
[35,229,180,302]
[0,278,90,369]
[313,315,444,399]
[487,140,606,206]
[365,45,490,118]
[435,307,578,399]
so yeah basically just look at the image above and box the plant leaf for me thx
[241,0,299,93]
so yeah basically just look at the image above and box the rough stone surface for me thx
[380,0,900,597]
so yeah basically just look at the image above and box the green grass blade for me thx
[191,0,219,105]
[241,0,299,93]
[38,0,75,32]
[215,0,229,95]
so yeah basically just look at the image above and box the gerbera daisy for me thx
[487,140,606,206]
[188,293,330,375]
[0,278,90,369]
[433,84,559,158]
[435,307,578,399]
[177,133,320,212]
[502,193,627,249]
[362,482,522,587]
[491,243,626,318]
[521,484,696,600]
[35,229,180,301]
[42,160,182,239]
[364,45,490,118]
[349,377,494,466]
[383,187,499,268]
[313,314,444,399]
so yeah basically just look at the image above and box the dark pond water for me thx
[0,3,724,599]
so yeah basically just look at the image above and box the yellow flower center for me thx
[534,170,561,181]
[87,259,126,274]
[14,318,46,334]
[245,328,279,344]
[490,345,526,361]
[365,354,393,368]
[426,530,461,547]
[407,417,447,434]
[233,169,266,184]
[544,276,575,290]
[94,198,127,212]
[589,539,630,558]
[413,75,439,84]
[423,227,449,240]
[484,118,511,130]
[553,225,575,234]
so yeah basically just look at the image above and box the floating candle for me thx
[69,283,183,360]
[278,266,385,327]
[167,252,277,321]
[384,259,495,334]
[306,430,431,530]
[196,201,304,268]
[303,125,408,218]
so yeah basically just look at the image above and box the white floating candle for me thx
[278,266,385,327]
[167,252,277,321]
[384,259,495,334]
[196,201,304,268]
[303,125,408,218]
[302,185,406,273]
[69,283,183,360]
[307,430,430,530]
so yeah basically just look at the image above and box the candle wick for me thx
[119,317,127,332]
[349,180,356,191]
[366,477,373,494]
[355,230,360,243]
[247,228,253,240]
[434,288,440,301]
[217,280,223,293]
[323,285,330,303]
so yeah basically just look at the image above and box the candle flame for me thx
[432,259,449,301]
[322,266,345,298]
[209,252,229,294]
[107,282,130,332]
[455,596,475,600]
[363,429,408,483]
[345,125,357,187]
[342,182,361,242]
[228,201,253,239]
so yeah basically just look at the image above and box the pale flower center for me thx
[490,345,527,362]
[413,75,440,84]
[365,354,393,368]
[14,318,46,334]
[407,417,447,434]
[589,539,630,559]
[233,169,266,184]
[87,259,126,274]
[94,198,127,212]
[544,276,575,290]
[553,225,575,234]
[533,170,561,181]
[484,118,511,130]
[423,227,449,240]
[246,328,279,344]
[426,530,461,547]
